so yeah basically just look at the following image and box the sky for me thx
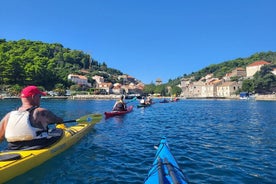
[1,0,276,84]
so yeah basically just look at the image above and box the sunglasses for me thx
[36,94,42,98]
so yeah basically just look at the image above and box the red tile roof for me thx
[248,60,270,67]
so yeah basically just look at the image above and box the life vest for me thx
[5,107,47,142]
[113,100,126,111]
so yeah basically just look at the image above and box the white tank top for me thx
[5,110,47,142]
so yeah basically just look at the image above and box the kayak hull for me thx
[0,114,102,183]
[104,105,133,118]
[144,137,188,184]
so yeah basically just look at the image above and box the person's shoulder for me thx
[34,107,51,114]
[35,107,47,111]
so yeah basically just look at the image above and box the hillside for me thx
[0,39,132,90]
[167,51,276,85]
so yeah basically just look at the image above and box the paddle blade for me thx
[76,113,102,123]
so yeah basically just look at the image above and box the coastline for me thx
[1,94,276,101]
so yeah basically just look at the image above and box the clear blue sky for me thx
[1,0,276,84]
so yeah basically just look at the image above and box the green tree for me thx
[143,84,156,95]
[241,79,255,92]
[53,83,66,96]
[170,86,182,96]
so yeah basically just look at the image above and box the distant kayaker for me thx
[145,96,152,104]
[112,95,127,111]
[0,85,64,150]
[140,96,145,104]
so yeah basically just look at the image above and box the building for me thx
[272,68,276,75]
[98,82,113,94]
[68,74,91,87]
[246,60,270,77]
[156,78,162,85]
[217,81,241,97]
[231,67,246,77]
[92,75,104,85]
[201,79,222,97]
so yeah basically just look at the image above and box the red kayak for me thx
[104,105,134,118]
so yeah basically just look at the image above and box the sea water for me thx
[0,99,275,184]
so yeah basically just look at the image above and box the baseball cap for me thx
[21,86,47,98]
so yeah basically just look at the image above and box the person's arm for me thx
[112,102,118,111]
[33,108,63,129]
[0,113,9,142]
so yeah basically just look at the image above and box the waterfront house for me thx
[202,79,222,97]
[98,82,113,94]
[68,74,91,87]
[217,81,241,97]
[112,83,124,94]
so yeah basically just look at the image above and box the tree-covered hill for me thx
[0,39,124,90]
[167,51,276,85]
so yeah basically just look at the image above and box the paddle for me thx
[56,113,102,129]
[62,113,102,123]
[126,96,137,104]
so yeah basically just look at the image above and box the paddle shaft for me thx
[126,97,137,104]
[61,113,101,124]
[62,120,76,123]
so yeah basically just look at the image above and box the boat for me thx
[159,99,170,103]
[0,113,102,183]
[137,103,151,108]
[104,105,134,118]
[144,137,189,184]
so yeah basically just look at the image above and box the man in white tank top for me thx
[0,85,64,150]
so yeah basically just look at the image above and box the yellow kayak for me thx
[0,113,102,183]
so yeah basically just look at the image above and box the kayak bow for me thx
[144,137,189,184]
[0,113,102,183]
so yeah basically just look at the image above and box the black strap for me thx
[26,106,38,112]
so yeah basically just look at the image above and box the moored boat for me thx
[104,105,134,118]
[144,137,189,184]
[0,113,102,183]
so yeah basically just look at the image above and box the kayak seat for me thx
[0,153,21,161]
[6,128,64,151]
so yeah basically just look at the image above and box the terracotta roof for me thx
[248,60,270,67]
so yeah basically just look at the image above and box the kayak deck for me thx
[144,137,188,184]
[0,114,102,183]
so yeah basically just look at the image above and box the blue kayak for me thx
[144,137,189,184]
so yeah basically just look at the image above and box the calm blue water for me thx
[1,99,275,184]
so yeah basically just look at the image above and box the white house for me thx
[68,74,91,87]
[246,60,270,77]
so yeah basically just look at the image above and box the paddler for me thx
[112,95,127,111]
[0,85,64,150]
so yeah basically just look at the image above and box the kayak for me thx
[137,103,151,108]
[160,99,170,103]
[104,105,134,118]
[0,113,102,183]
[144,137,189,184]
